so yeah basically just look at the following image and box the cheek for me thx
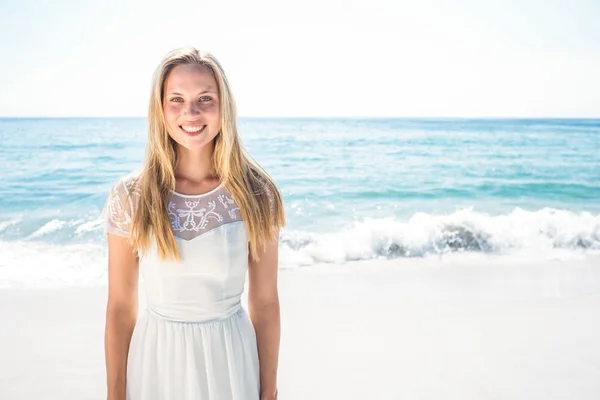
[206,103,220,119]
[164,104,181,122]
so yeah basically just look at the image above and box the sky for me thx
[0,0,599,118]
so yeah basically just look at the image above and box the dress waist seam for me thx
[145,303,243,324]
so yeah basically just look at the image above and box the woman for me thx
[103,47,285,400]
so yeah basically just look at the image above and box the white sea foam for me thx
[279,207,600,266]
[1,207,598,288]
[76,218,103,234]
[0,241,107,289]
[0,218,20,233]
[20,218,91,239]
[27,219,69,238]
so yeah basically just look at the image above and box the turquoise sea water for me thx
[0,118,599,287]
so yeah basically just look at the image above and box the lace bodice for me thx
[102,174,254,322]
[103,176,242,241]
[102,172,280,322]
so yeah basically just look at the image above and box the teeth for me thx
[181,125,204,133]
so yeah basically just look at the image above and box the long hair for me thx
[127,47,285,262]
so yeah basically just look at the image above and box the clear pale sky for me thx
[1,0,599,118]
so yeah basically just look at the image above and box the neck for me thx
[174,141,217,183]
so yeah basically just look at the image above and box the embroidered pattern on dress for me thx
[168,200,223,232]
[167,193,240,239]
[218,194,240,219]
[106,176,141,233]
[106,177,242,240]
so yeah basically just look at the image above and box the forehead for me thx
[164,64,218,92]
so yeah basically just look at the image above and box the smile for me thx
[180,125,206,134]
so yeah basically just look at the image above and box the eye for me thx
[171,97,183,103]
[200,96,212,102]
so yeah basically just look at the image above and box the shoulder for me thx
[103,171,142,233]
[109,170,143,199]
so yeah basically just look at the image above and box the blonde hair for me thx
[127,47,285,262]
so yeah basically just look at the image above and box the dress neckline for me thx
[170,182,224,198]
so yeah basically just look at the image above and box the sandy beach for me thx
[1,254,599,399]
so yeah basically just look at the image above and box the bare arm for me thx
[248,237,280,400]
[105,234,139,400]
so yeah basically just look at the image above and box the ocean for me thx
[0,117,599,288]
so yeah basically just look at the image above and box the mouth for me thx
[179,125,207,135]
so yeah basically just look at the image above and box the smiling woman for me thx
[102,47,286,400]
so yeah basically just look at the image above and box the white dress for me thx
[103,175,260,400]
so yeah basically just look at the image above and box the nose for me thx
[184,101,201,116]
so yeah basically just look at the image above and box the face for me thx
[163,64,221,150]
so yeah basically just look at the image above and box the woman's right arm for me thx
[105,234,139,400]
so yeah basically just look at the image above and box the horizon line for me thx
[1,115,600,120]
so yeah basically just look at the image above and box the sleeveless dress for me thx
[103,174,261,400]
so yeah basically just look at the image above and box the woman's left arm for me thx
[248,237,280,400]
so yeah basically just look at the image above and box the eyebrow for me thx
[167,88,217,96]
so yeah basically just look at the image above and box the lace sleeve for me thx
[102,177,138,237]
